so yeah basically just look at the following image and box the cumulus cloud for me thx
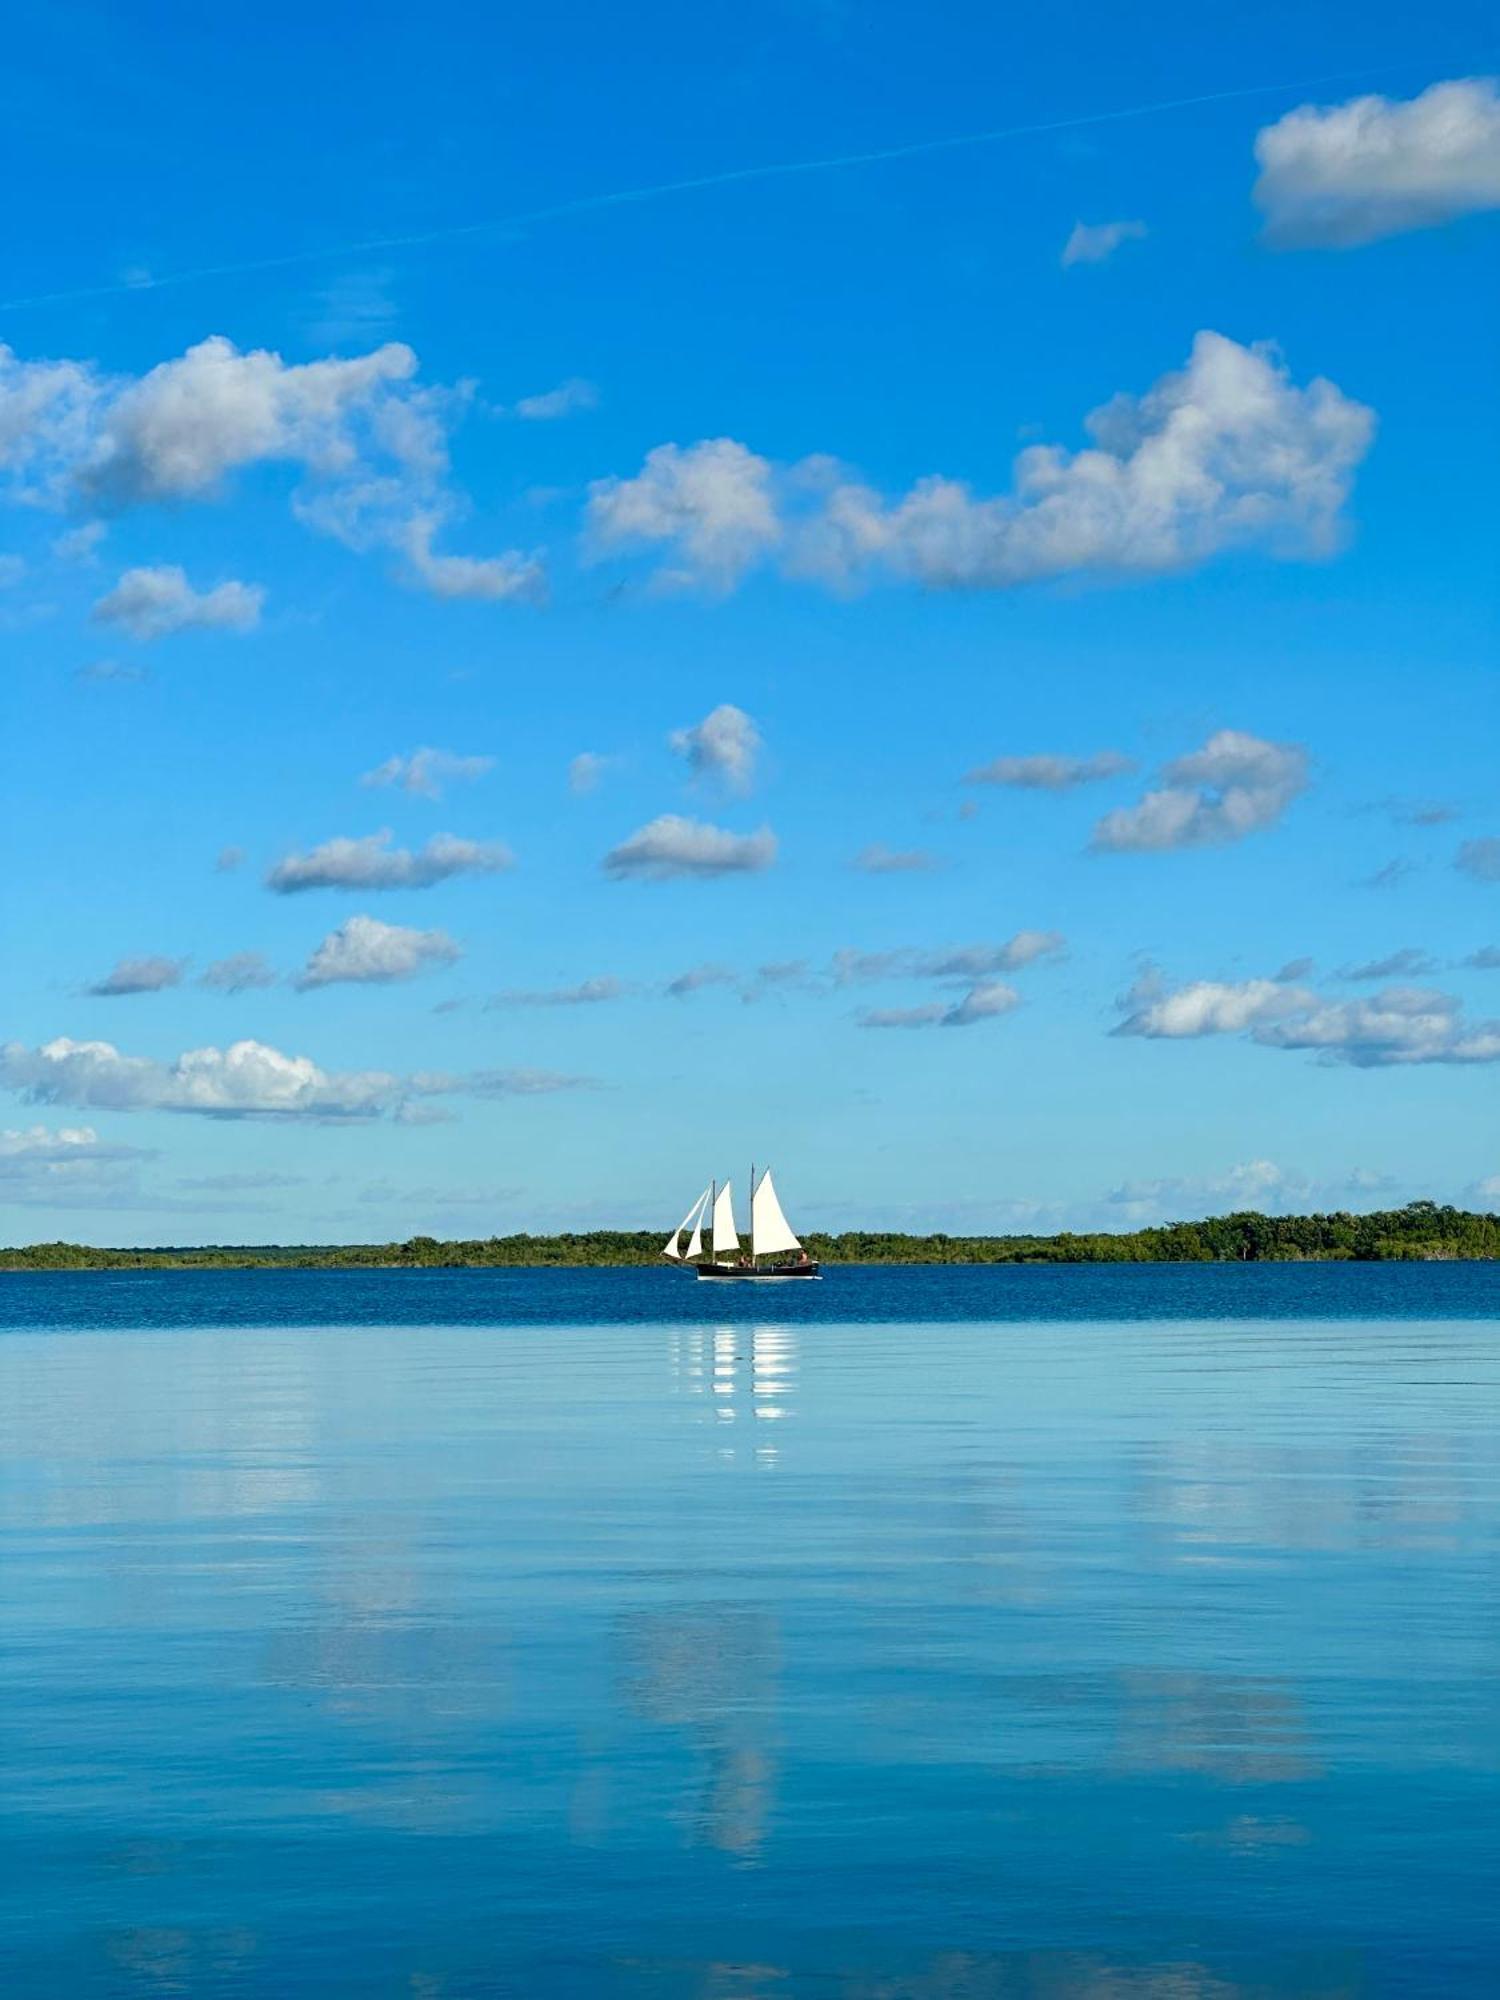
[586,438,781,590]
[814,334,1371,591]
[1338,947,1436,981]
[295,914,461,989]
[200,951,278,993]
[1061,218,1147,267]
[1254,77,1500,248]
[852,844,943,874]
[361,746,494,800]
[1456,837,1500,882]
[487,976,628,1007]
[0,1035,408,1120]
[0,332,542,603]
[669,703,761,792]
[92,565,263,640]
[568,751,612,795]
[266,829,513,893]
[513,377,599,421]
[602,815,776,881]
[85,953,186,997]
[966,749,1134,790]
[1091,729,1308,852]
[859,980,1020,1030]
[1115,967,1500,1067]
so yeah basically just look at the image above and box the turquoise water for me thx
[2,1267,1497,1995]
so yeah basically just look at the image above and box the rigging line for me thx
[1,50,1490,314]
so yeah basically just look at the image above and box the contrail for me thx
[0,55,1475,315]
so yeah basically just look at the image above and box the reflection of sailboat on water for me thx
[663,1167,820,1281]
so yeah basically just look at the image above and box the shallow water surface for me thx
[1,1273,1497,1995]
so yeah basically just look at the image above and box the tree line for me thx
[5,1201,1497,1270]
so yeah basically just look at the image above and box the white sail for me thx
[712,1181,739,1257]
[664,1186,710,1261]
[751,1167,801,1258]
[685,1197,707,1261]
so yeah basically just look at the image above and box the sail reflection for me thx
[668,1325,797,1465]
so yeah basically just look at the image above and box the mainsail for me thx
[712,1182,740,1256]
[751,1168,801,1258]
[663,1186,710,1261]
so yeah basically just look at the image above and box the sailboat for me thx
[662,1167,821,1280]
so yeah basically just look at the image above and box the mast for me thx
[750,1161,756,1265]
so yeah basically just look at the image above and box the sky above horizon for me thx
[2,1,1498,1245]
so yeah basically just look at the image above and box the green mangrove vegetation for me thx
[4,1201,1497,1270]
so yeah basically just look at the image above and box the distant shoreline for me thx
[4,1203,1496,1270]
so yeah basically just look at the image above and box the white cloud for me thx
[395,514,545,603]
[85,954,186,996]
[1464,946,1500,970]
[799,333,1373,590]
[0,1036,407,1120]
[602,815,776,881]
[665,962,740,998]
[1061,218,1147,267]
[54,521,106,560]
[669,703,762,792]
[586,438,780,590]
[295,914,461,989]
[513,377,599,421]
[568,751,611,795]
[1254,78,1500,248]
[0,332,544,604]
[1091,729,1308,852]
[200,951,278,993]
[266,830,513,893]
[965,750,1134,790]
[1115,968,1500,1067]
[1115,971,1307,1038]
[852,844,942,873]
[214,845,246,873]
[361,746,494,800]
[1456,837,1500,882]
[92,565,264,640]
[859,980,1020,1030]
[76,659,148,685]
[487,976,628,1008]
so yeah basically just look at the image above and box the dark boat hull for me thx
[695,1261,821,1281]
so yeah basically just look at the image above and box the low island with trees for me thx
[3,1201,1497,1271]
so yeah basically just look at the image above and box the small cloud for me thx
[669,703,762,793]
[966,750,1134,790]
[1060,218,1147,267]
[200,951,277,993]
[295,914,461,989]
[92,565,264,641]
[513,377,599,421]
[0,554,26,587]
[603,815,776,882]
[1463,946,1500,970]
[487,976,628,1008]
[1092,730,1308,853]
[215,845,246,873]
[266,830,513,893]
[396,515,546,604]
[1337,947,1436,981]
[1456,837,1500,883]
[361,746,494,800]
[75,658,148,685]
[1360,857,1417,890]
[53,522,107,564]
[85,954,186,997]
[852,843,943,874]
[568,750,612,795]
[859,980,1020,1030]
[665,962,740,999]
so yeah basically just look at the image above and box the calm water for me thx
[2,1268,1497,1996]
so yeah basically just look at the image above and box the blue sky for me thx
[2,2,1497,1244]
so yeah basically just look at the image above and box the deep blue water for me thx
[1,1267,1497,1996]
